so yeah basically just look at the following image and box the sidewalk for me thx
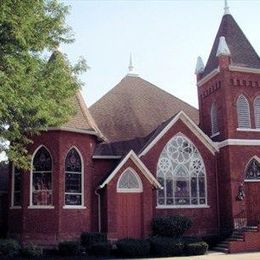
[148,251,260,259]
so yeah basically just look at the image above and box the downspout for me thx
[215,152,221,234]
[95,187,102,233]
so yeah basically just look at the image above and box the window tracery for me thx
[245,159,260,180]
[157,134,207,207]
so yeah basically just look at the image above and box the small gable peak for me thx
[195,56,205,75]
[216,36,231,57]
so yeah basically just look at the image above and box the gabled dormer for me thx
[196,3,260,141]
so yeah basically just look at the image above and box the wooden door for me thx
[117,193,142,239]
[246,182,260,225]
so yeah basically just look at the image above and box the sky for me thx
[60,0,260,109]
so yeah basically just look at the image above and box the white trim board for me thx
[197,68,220,87]
[139,111,218,157]
[229,65,260,75]
[217,139,260,149]
[99,150,162,189]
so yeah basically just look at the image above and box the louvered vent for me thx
[237,95,251,128]
[254,97,260,128]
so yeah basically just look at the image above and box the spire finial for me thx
[127,53,139,77]
[128,53,134,72]
[195,56,205,75]
[224,0,230,15]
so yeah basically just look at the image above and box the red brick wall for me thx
[198,66,260,141]
[8,130,101,244]
[141,119,219,236]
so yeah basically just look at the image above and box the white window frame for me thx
[117,167,143,193]
[29,145,54,209]
[11,164,22,209]
[236,95,251,129]
[254,96,260,129]
[210,102,219,137]
[63,146,85,208]
[156,132,208,209]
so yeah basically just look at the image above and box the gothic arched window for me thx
[210,102,219,135]
[157,134,207,207]
[65,148,83,206]
[32,146,52,206]
[245,158,260,180]
[117,168,143,193]
[237,95,251,128]
[254,96,260,128]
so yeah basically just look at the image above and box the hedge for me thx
[0,239,20,256]
[185,241,208,255]
[89,242,111,256]
[20,243,43,257]
[152,215,192,238]
[150,236,184,257]
[58,241,80,256]
[80,232,107,249]
[116,238,150,258]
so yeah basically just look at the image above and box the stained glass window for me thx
[117,168,143,192]
[32,147,52,206]
[245,159,260,180]
[12,166,22,206]
[157,134,207,207]
[210,102,219,135]
[65,148,83,206]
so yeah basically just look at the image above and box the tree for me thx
[0,0,87,169]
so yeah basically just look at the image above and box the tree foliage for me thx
[0,0,87,169]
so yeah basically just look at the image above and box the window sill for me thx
[28,206,55,209]
[210,132,220,138]
[237,128,260,132]
[63,206,86,209]
[244,179,260,183]
[156,205,210,209]
[10,206,22,209]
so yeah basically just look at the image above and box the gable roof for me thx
[90,75,199,142]
[203,14,260,76]
[139,111,218,156]
[99,150,162,189]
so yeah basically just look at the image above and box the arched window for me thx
[237,95,251,128]
[245,158,260,181]
[65,148,83,206]
[254,96,260,128]
[32,146,52,206]
[210,102,219,135]
[157,134,207,207]
[117,168,143,193]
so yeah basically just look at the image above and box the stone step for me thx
[226,238,244,242]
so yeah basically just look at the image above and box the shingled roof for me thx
[90,75,199,142]
[203,14,260,76]
[61,91,105,139]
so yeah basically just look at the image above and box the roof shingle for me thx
[203,14,260,76]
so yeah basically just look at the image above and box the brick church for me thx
[1,3,260,253]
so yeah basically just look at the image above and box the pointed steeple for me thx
[195,56,205,75]
[216,36,231,57]
[203,13,260,76]
[224,0,230,15]
[127,53,139,77]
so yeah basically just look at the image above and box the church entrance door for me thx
[117,193,142,239]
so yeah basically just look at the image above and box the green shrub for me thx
[150,236,184,257]
[182,236,202,244]
[185,242,208,256]
[89,242,111,256]
[152,215,192,238]
[116,238,150,258]
[58,241,80,256]
[0,239,20,256]
[202,235,225,249]
[80,232,107,249]
[20,243,42,257]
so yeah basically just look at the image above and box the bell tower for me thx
[196,2,260,233]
